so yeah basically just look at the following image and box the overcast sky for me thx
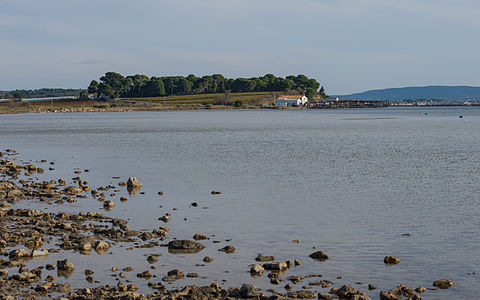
[1,0,479,94]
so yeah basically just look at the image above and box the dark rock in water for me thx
[263,261,288,271]
[379,284,415,300]
[309,250,329,261]
[368,284,377,290]
[331,285,371,300]
[256,254,275,262]
[168,240,205,254]
[250,264,265,276]
[218,245,235,253]
[211,191,221,194]
[415,286,426,293]
[318,293,338,299]
[193,234,207,240]
[137,270,152,279]
[384,256,400,264]
[9,248,31,259]
[287,290,316,299]
[57,259,75,272]
[433,279,455,289]
[127,177,142,188]
[147,255,159,263]
[162,269,184,282]
[203,256,213,263]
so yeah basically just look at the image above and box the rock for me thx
[256,254,275,261]
[79,242,92,251]
[415,286,426,293]
[168,240,205,253]
[379,285,414,300]
[158,215,169,222]
[57,259,75,271]
[294,259,302,266]
[94,241,110,253]
[433,279,455,289]
[186,272,199,278]
[103,200,114,209]
[368,284,377,291]
[384,256,400,264]
[32,249,48,257]
[287,290,316,299]
[263,261,288,270]
[193,234,207,240]
[163,269,184,281]
[218,245,235,253]
[147,255,159,263]
[9,248,32,259]
[137,270,152,279]
[63,186,83,195]
[309,250,329,260]
[318,293,338,299]
[127,177,142,188]
[240,283,261,298]
[332,285,371,300]
[250,264,265,276]
[203,256,213,263]
[211,191,221,194]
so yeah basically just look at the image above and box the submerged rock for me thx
[218,245,235,253]
[433,279,455,289]
[168,240,205,253]
[57,259,75,272]
[309,250,329,260]
[384,256,400,264]
[331,285,371,300]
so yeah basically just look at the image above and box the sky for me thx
[1,0,479,94]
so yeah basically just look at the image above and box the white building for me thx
[276,95,308,107]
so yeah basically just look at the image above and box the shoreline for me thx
[0,150,456,299]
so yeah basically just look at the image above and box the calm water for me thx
[1,107,479,299]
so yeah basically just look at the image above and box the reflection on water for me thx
[1,107,480,299]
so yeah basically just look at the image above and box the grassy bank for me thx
[0,92,282,114]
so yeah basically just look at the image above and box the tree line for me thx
[88,72,326,99]
[0,88,83,100]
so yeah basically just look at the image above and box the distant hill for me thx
[336,86,480,101]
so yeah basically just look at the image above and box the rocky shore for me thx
[0,149,455,299]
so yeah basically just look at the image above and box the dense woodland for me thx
[88,72,326,99]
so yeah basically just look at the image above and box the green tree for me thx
[88,80,98,95]
[11,91,23,102]
[319,86,327,98]
[100,72,128,97]
[97,83,115,99]
[305,88,317,99]
[79,90,89,100]
[142,78,165,97]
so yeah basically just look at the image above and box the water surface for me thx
[1,107,479,299]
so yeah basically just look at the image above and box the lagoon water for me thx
[1,107,479,299]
